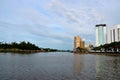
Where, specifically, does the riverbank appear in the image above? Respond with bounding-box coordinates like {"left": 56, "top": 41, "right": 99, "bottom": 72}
{"left": 0, "top": 49, "right": 70, "bottom": 53}
{"left": 88, "top": 51, "right": 120, "bottom": 56}
{"left": 0, "top": 49, "right": 57, "bottom": 53}
{"left": 73, "top": 51, "right": 120, "bottom": 56}
{"left": 89, "top": 51, "right": 120, "bottom": 54}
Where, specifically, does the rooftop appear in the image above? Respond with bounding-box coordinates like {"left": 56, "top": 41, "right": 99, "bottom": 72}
{"left": 96, "top": 24, "right": 106, "bottom": 27}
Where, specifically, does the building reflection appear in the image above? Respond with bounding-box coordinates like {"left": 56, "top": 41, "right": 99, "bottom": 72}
{"left": 73, "top": 54, "right": 83, "bottom": 77}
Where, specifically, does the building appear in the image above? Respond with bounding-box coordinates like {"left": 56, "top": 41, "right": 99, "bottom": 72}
{"left": 95, "top": 24, "right": 107, "bottom": 46}
{"left": 74, "top": 36, "right": 85, "bottom": 50}
{"left": 108, "top": 24, "right": 120, "bottom": 43}
{"left": 85, "top": 44, "right": 94, "bottom": 51}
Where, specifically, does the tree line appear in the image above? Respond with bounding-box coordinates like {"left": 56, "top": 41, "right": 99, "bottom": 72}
{"left": 0, "top": 41, "right": 40, "bottom": 50}
{"left": 0, "top": 41, "right": 58, "bottom": 52}
{"left": 93, "top": 41, "right": 120, "bottom": 52}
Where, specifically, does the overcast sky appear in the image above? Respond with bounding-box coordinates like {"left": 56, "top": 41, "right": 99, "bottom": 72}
{"left": 0, "top": 0, "right": 120, "bottom": 50}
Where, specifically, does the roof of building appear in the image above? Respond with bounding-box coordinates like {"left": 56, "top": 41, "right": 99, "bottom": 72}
{"left": 96, "top": 24, "right": 106, "bottom": 27}
{"left": 109, "top": 24, "right": 120, "bottom": 30}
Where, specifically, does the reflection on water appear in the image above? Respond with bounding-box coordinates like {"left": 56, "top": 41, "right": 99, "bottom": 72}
{"left": 96, "top": 55, "right": 120, "bottom": 80}
{"left": 73, "top": 54, "right": 82, "bottom": 77}
{"left": 0, "top": 52, "right": 120, "bottom": 80}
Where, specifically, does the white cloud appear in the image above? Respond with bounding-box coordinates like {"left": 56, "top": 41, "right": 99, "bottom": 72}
{"left": 46, "top": 0, "right": 105, "bottom": 36}
{"left": 18, "top": 7, "right": 50, "bottom": 26}
{"left": 1, "top": 0, "right": 111, "bottom": 49}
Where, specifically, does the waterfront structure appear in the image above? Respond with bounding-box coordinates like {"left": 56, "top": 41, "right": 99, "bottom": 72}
{"left": 95, "top": 24, "right": 107, "bottom": 46}
{"left": 108, "top": 24, "right": 120, "bottom": 43}
{"left": 74, "top": 36, "right": 85, "bottom": 51}
{"left": 85, "top": 44, "right": 94, "bottom": 51}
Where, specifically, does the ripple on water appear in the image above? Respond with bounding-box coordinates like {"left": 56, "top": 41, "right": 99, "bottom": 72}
{"left": 0, "top": 52, "right": 120, "bottom": 80}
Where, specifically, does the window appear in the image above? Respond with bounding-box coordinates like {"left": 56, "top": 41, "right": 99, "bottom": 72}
{"left": 118, "top": 28, "right": 120, "bottom": 41}
{"left": 110, "top": 30, "right": 112, "bottom": 42}
{"left": 113, "top": 29, "right": 115, "bottom": 42}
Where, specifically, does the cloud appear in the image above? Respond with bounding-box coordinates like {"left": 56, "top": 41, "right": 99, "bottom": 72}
{"left": 0, "top": 21, "right": 32, "bottom": 41}
{"left": 0, "top": 20, "right": 74, "bottom": 49}
{"left": 47, "top": 0, "right": 104, "bottom": 22}
{"left": 46, "top": 0, "right": 104, "bottom": 35}
{"left": 17, "top": 7, "right": 49, "bottom": 26}
{"left": 1, "top": 0, "right": 119, "bottom": 49}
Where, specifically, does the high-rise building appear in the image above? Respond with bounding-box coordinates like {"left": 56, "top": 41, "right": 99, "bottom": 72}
{"left": 108, "top": 25, "right": 120, "bottom": 43}
{"left": 74, "top": 36, "right": 85, "bottom": 50}
{"left": 95, "top": 24, "right": 106, "bottom": 46}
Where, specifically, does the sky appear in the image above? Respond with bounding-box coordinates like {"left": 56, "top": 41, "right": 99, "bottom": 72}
{"left": 0, "top": 0, "right": 120, "bottom": 50}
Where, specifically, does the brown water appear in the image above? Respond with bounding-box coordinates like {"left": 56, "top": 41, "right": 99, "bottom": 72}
{"left": 0, "top": 52, "right": 120, "bottom": 80}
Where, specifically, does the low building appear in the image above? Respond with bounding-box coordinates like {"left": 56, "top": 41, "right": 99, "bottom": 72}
{"left": 85, "top": 44, "right": 94, "bottom": 51}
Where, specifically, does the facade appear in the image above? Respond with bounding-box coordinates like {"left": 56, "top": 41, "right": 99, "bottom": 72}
{"left": 85, "top": 44, "right": 93, "bottom": 51}
{"left": 74, "top": 36, "right": 85, "bottom": 50}
{"left": 108, "top": 25, "right": 120, "bottom": 43}
{"left": 95, "top": 24, "right": 107, "bottom": 46}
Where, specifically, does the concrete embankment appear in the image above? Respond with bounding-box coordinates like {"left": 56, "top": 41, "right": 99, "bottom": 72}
{"left": 89, "top": 51, "right": 120, "bottom": 55}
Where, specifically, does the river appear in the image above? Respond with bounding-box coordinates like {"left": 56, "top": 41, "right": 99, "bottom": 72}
{"left": 0, "top": 52, "right": 120, "bottom": 80}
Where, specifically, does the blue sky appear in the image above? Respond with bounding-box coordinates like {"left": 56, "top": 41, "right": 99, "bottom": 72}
{"left": 0, "top": 0, "right": 120, "bottom": 50}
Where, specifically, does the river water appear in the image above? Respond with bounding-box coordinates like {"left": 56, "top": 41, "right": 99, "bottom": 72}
{"left": 0, "top": 52, "right": 120, "bottom": 80}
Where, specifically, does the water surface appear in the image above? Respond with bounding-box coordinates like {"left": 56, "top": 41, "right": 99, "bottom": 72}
{"left": 0, "top": 52, "right": 120, "bottom": 80}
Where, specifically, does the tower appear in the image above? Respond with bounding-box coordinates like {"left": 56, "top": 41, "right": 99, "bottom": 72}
{"left": 74, "top": 36, "right": 81, "bottom": 49}
{"left": 96, "top": 24, "right": 106, "bottom": 46}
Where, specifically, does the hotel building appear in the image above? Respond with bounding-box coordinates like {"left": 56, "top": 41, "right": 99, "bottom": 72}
{"left": 95, "top": 24, "right": 107, "bottom": 46}
{"left": 74, "top": 36, "right": 85, "bottom": 50}
{"left": 108, "top": 25, "right": 120, "bottom": 43}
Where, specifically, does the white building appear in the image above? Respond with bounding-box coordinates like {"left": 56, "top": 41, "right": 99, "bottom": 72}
{"left": 96, "top": 24, "right": 107, "bottom": 46}
{"left": 108, "top": 25, "right": 120, "bottom": 43}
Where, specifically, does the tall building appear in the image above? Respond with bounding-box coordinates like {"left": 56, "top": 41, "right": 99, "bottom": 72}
{"left": 74, "top": 36, "right": 85, "bottom": 50}
{"left": 96, "top": 24, "right": 107, "bottom": 46}
{"left": 108, "top": 24, "right": 120, "bottom": 43}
